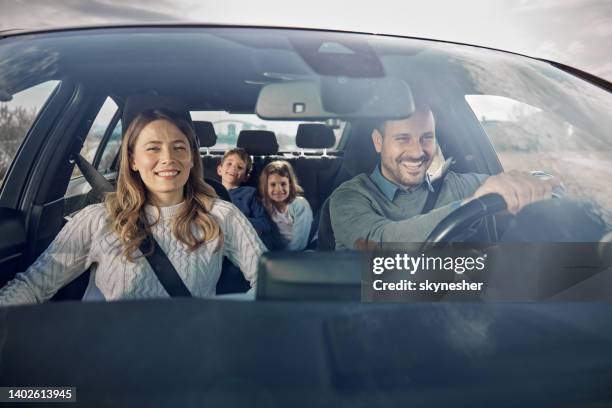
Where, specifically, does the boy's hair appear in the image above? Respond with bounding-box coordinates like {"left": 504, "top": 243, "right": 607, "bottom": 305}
{"left": 258, "top": 160, "right": 304, "bottom": 214}
{"left": 220, "top": 148, "right": 253, "bottom": 179}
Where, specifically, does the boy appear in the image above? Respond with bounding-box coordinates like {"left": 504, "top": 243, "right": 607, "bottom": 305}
{"left": 217, "top": 148, "right": 275, "bottom": 238}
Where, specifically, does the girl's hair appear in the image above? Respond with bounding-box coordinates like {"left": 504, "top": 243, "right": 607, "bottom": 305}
{"left": 220, "top": 147, "right": 253, "bottom": 179}
{"left": 105, "top": 109, "right": 223, "bottom": 261}
{"left": 258, "top": 160, "right": 303, "bottom": 214}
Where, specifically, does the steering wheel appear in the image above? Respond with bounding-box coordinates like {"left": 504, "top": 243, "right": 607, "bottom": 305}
{"left": 421, "top": 193, "right": 507, "bottom": 251}
{"left": 422, "top": 170, "right": 568, "bottom": 250}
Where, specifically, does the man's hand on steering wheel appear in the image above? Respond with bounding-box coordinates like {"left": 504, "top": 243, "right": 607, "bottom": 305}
{"left": 463, "top": 170, "right": 559, "bottom": 214}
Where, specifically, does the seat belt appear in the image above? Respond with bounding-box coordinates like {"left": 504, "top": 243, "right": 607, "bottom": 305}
{"left": 72, "top": 154, "right": 192, "bottom": 297}
{"left": 421, "top": 172, "right": 447, "bottom": 215}
{"left": 140, "top": 236, "right": 192, "bottom": 297}
{"left": 73, "top": 154, "right": 115, "bottom": 202}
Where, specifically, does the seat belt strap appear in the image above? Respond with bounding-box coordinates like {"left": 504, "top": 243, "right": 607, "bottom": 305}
{"left": 421, "top": 172, "right": 447, "bottom": 215}
{"left": 73, "top": 154, "right": 115, "bottom": 201}
{"left": 140, "top": 236, "right": 192, "bottom": 297}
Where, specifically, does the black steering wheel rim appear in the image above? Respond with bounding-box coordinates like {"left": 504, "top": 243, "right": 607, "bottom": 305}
{"left": 422, "top": 193, "right": 507, "bottom": 250}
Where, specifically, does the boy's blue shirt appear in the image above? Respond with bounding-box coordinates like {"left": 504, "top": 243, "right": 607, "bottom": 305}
{"left": 227, "top": 186, "right": 273, "bottom": 235}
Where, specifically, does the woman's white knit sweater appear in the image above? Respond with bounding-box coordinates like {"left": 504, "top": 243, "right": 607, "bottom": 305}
{"left": 0, "top": 200, "right": 266, "bottom": 305}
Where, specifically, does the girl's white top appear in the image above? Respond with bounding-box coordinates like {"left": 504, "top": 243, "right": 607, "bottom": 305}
{"left": 0, "top": 200, "right": 266, "bottom": 305}
{"left": 270, "top": 196, "right": 313, "bottom": 251}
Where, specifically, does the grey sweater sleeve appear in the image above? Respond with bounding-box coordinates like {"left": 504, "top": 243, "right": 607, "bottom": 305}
{"left": 330, "top": 172, "right": 488, "bottom": 249}
{"left": 330, "top": 187, "right": 458, "bottom": 249}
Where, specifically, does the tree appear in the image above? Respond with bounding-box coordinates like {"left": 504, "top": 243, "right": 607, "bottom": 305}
{"left": 0, "top": 104, "right": 37, "bottom": 182}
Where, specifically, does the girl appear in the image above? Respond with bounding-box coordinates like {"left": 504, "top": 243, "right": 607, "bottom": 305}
{"left": 259, "top": 161, "right": 313, "bottom": 251}
{"left": 0, "top": 109, "right": 265, "bottom": 305}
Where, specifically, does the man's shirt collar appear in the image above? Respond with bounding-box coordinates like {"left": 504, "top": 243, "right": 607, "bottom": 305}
{"left": 370, "top": 163, "right": 434, "bottom": 202}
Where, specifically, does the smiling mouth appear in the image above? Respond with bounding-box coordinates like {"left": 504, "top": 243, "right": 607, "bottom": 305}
{"left": 400, "top": 161, "right": 425, "bottom": 170}
{"left": 155, "top": 170, "right": 180, "bottom": 177}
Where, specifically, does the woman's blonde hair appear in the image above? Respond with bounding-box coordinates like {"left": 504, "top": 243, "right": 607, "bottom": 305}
{"left": 258, "top": 160, "right": 303, "bottom": 215}
{"left": 105, "top": 109, "right": 222, "bottom": 261}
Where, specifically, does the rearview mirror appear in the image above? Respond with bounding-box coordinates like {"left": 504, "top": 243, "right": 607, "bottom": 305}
{"left": 255, "top": 77, "right": 415, "bottom": 120}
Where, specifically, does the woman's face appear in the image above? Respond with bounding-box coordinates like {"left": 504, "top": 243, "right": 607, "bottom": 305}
{"left": 130, "top": 119, "right": 193, "bottom": 206}
{"left": 267, "top": 173, "right": 290, "bottom": 205}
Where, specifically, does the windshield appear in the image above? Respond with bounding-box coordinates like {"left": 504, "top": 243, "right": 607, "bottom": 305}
{"left": 1, "top": 26, "right": 612, "bottom": 405}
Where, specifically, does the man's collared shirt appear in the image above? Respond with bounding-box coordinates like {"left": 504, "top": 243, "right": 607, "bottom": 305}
{"left": 369, "top": 164, "right": 434, "bottom": 203}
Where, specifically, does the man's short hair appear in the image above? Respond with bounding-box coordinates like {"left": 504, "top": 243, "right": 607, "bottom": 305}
{"left": 220, "top": 147, "right": 253, "bottom": 178}
{"left": 373, "top": 102, "right": 433, "bottom": 137}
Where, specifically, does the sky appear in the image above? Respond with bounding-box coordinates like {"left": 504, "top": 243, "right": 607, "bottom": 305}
{"left": 0, "top": 0, "right": 610, "bottom": 81}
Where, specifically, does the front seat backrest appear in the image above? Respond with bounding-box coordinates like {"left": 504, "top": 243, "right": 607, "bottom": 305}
{"left": 316, "top": 196, "right": 335, "bottom": 250}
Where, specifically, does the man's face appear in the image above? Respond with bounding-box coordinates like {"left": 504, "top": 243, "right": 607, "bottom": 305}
{"left": 372, "top": 107, "right": 437, "bottom": 188}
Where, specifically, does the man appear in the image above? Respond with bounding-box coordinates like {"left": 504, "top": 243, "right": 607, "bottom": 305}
{"left": 329, "top": 103, "right": 557, "bottom": 250}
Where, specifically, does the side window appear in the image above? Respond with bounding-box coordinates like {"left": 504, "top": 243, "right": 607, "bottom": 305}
{"left": 0, "top": 80, "right": 60, "bottom": 187}
{"left": 71, "top": 97, "right": 118, "bottom": 178}
{"left": 96, "top": 120, "right": 122, "bottom": 174}
{"left": 466, "top": 94, "right": 612, "bottom": 224}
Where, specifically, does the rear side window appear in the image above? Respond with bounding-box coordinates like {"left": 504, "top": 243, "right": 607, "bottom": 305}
{"left": 71, "top": 97, "right": 119, "bottom": 178}
{"left": 0, "top": 80, "right": 59, "bottom": 186}
{"left": 96, "top": 120, "right": 122, "bottom": 174}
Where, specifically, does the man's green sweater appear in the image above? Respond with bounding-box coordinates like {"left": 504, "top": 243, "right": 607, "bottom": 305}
{"left": 330, "top": 166, "right": 487, "bottom": 249}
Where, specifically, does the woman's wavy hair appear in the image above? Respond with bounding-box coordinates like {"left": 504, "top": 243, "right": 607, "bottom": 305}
{"left": 105, "top": 109, "right": 222, "bottom": 261}
{"left": 258, "top": 160, "right": 303, "bottom": 215}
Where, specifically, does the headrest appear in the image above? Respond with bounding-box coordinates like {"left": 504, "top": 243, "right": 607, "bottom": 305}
{"left": 296, "top": 124, "right": 335, "bottom": 149}
{"left": 237, "top": 130, "right": 279, "bottom": 155}
{"left": 122, "top": 95, "right": 192, "bottom": 133}
{"left": 193, "top": 121, "right": 217, "bottom": 148}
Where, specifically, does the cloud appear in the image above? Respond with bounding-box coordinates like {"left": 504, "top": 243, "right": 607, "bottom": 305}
{"left": 0, "top": 0, "right": 610, "bottom": 81}
{"left": 505, "top": 0, "right": 612, "bottom": 80}
{"left": 586, "top": 17, "right": 612, "bottom": 37}
{"left": 0, "top": 0, "right": 182, "bottom": 30}
{"left": 68, "top": 0, "right": 181, "bottom": 21}
{"left": 512, "top": 0, "right": 606, "bottom": 13}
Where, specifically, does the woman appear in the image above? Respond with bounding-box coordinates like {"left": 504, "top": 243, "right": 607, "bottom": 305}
{"left": 0, "top": 109, "right": 265, "bottom": 305}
